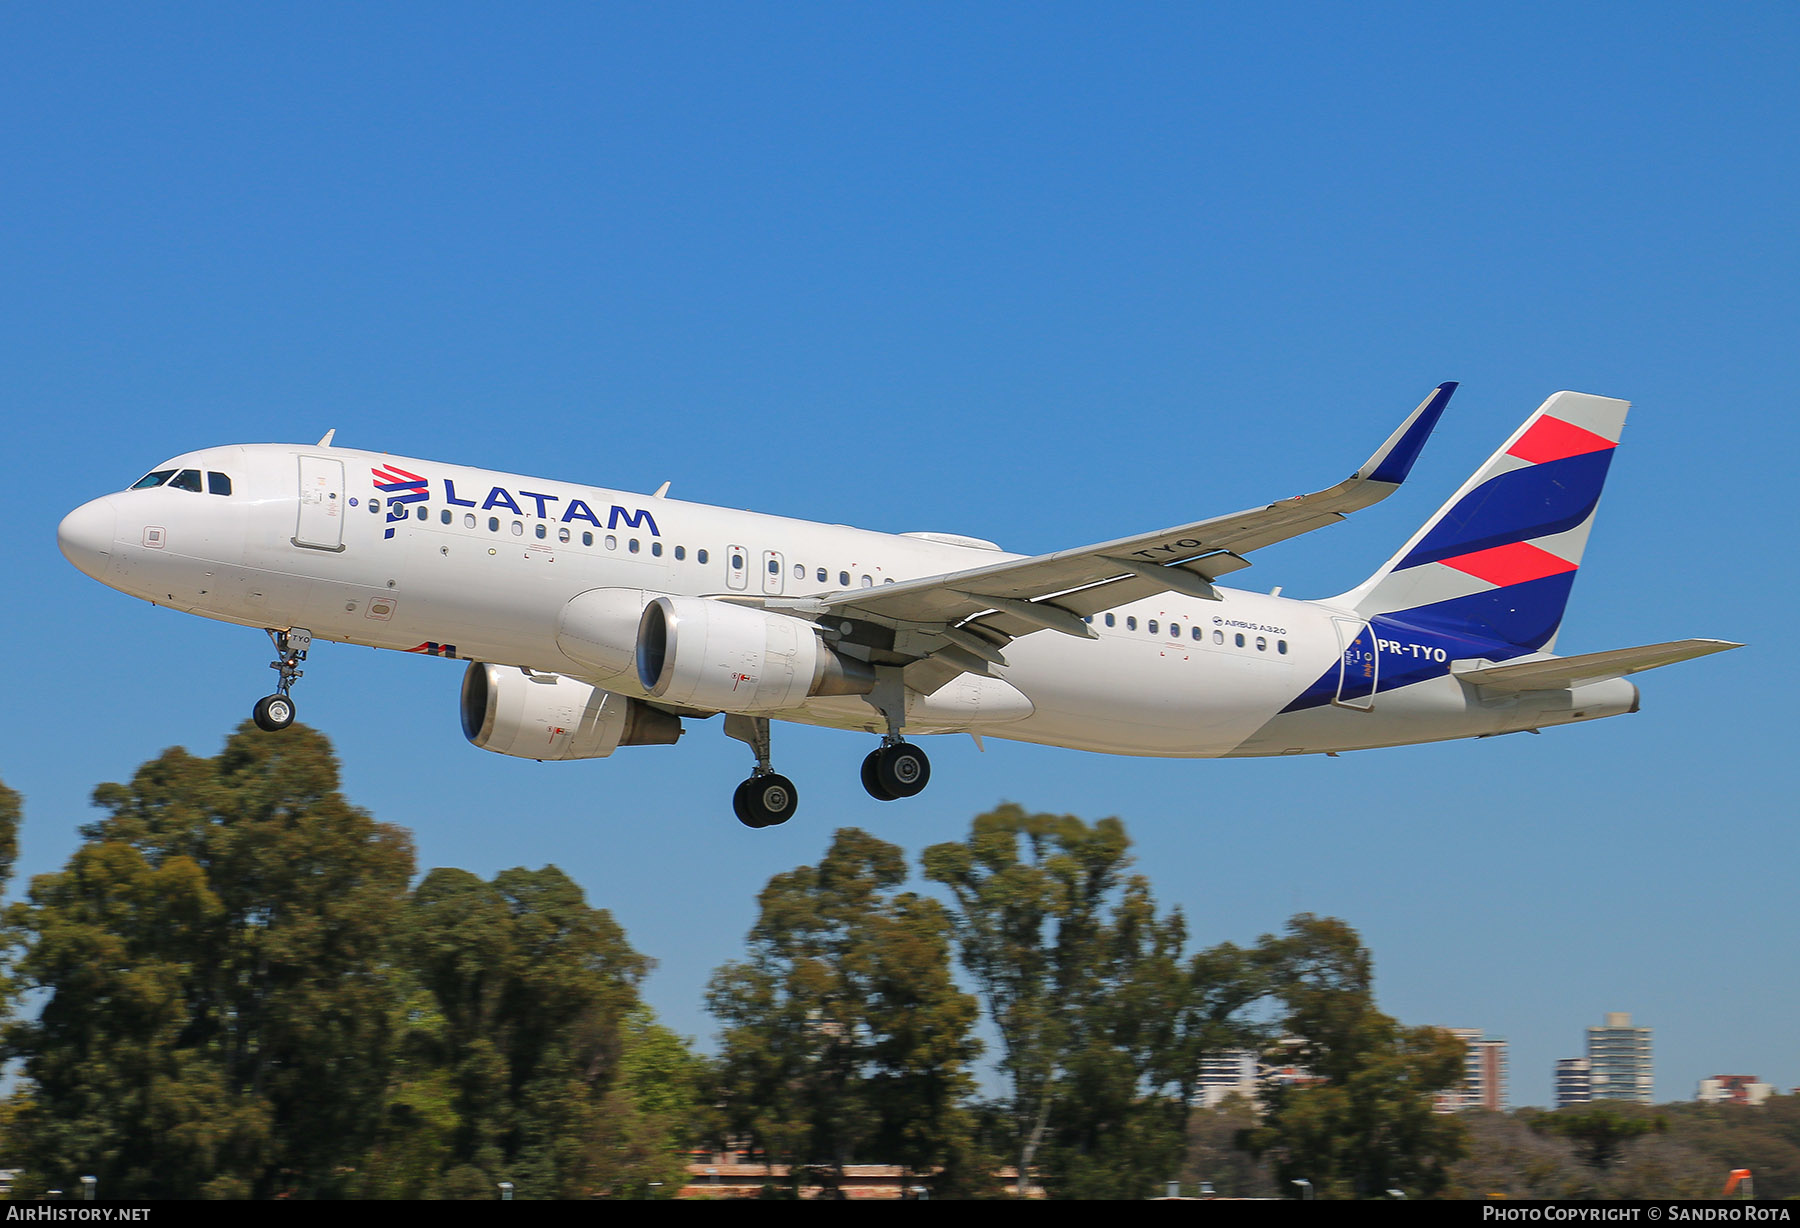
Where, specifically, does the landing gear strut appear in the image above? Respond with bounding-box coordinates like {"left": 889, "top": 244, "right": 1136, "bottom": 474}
{"left": 861, "top": 738, "right": 931, "bottom": 801}
{"left": 724, "top": 714, "right": 798, "bottom": 829}
{"left": 860, "top": 671, "right": 932, "bottom": 801}
{"left": 252, "top": 627, "right": 312, "bottom": 732}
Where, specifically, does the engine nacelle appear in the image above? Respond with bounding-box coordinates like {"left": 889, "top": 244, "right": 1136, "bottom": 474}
{"left": 635, "top": 595, "right": 874, "bottom": 713}
{"left": 556, "top": 587, "right": 662, "bottom": 684}
{"left": 460, "top": 662, "right": 682, "bottom": 760}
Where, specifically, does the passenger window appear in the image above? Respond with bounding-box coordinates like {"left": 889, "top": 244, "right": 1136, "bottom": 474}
{"left": 511, "top": 521, "right": 523, "bottom": 536}
{"left": 731, "top": 553, "right": 744, "bottom": 570}
{"left": 698, "top": 549, "right": 709, "bottom": 564}
{"left": 1214, "top": 630, "right": 1224, "bottom": 644}
{"left": 371, "top": 498, "right": 383, "bottom": 513}
{"left": 582, "top": 532, "right": 593, "bottom": 546}
{"left": 1148, "top": 620, "right": 1159, "bottom": 635}
{"left": 129, "top": 469, "right": 175, "bottom": 490}
{"left": 170, "top": 469, "right": 203, "bottom": 492}
{"left": 1278, "top": 639, "right": 1288, "bottom": 654}
{"left": 1126, "top": 616, "right": 1138, "bottom": 631}
{"left": 534, "top": 523, "right": 546, "bottom": 539}
{"left": 1192, "top": 626, "right": 1202, "bottom": 641}
{"left": 606, "top": 535, "right": 617, "bottom": 550}
{"left": 558, "top": 526, "right": 571, "bottom": 543}
{"left": 440, "top": 509, "right": 451, "bottom": 525}
{"left": 675, "top": 545, "right": 686, "bottom": 560}
{"left": 652, "top": 541, "right": 663, "bottom": 556}
{"left": 793, "top": 563, "right": 804, "bottom": 579}
{"left": 630, "top": 539, "right": 640, "bottom": 553}
{"left": 839, "top": 571, "right": 850, "bottom": 587}
{"left": 488, "top": 517, "right": 499, "bottom": 532}
{"left": 816, "top": 567, "right": 827, "bottom": 582}
{"left": 861, "top": 575, "right": 873, "bottom": 588}
{"left": 1256, "top": 636, "right": 1267, "bottom": 651}
{"left": 1169, "top": 623, "right": 1180, "bottom": 638}
{"left": 1235, "top": 633, "right": 1245, "bottom": 647}
{"left": 417, "top": 506, "right": 428, "bottom": 521}
{"left": 1104, "top": 613, "right": 1115, "bottom": 627}
{"left": 883, "top": 577, "right": 894, "bottom": 584}
{"left": 464, "top": 513, "right": 476, "bottom": 528}
{"left": 768, "top": 558, "right": 779, "bottom": 575}
{"left": 207, "top": 472, "right": 232, "bottom": 496}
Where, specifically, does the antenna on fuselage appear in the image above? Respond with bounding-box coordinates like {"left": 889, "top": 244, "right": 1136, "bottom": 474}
{"left": 316, "top": 429, "right": 337, "bottom": 447}
{"left": 652, "top": 480, "right": 671, "bottom": 498}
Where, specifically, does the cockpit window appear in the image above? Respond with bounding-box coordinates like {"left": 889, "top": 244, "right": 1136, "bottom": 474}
{"left": 130, "top": 469, "right": 176, "bottom": 490}
{"left": 169, "top": 469, "right": 203, "bottom": 492}
{"left": 207, "top": 472, "right": 232, "bottom": 496}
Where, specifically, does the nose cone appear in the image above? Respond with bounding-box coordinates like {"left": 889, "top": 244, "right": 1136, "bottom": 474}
{"left": 58, "top": 497, "right": 117, "bottom": 580}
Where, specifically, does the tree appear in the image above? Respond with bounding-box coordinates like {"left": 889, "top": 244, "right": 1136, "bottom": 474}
{"left": 0, "top": 776, "right": 19, "bottom": 892}
{"left": 709, "top": 828, "right": 982, "bottom": 1196}
{"left": 924, "top": 805, "right": 1229, "bottom": 1199}
{"left": 401, "top": 863, "right": 652, "bottom": 1198}
{"left": 1240, "top": 915, "right": 1468, "bottom": 1199}
{"left": 2, "top": 724, "right": 415, "bottom": 1198}
{"left": 1533, "top": 1106, "right": 1665, "bottom": 1172}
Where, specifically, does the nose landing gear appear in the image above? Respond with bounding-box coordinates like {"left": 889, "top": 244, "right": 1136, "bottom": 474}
{"left": 252, "top": 627, "right": 312, "bottom": 732}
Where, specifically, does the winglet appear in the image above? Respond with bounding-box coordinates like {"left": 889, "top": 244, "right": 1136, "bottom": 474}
{"left": 1357, "top": 382, "right": 1456, "bottom": 486}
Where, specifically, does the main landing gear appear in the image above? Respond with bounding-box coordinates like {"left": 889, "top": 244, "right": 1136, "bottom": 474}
{"left": 720, "top": 704, "right": 933, "bottom": 828}
{"left": 724, "top": 714, "right": 799, "bottom": 829}
{"left": 252, "top": 627, "right": 312, "bottom": 732}
{"left": 860, "top": 739, "right": 931, "bottom": 801}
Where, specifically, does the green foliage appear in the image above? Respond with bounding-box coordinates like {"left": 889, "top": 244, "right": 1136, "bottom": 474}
{"left": 1535, "top": 1106, "right": 1666, "bottom": 1171}
{"left": 1663, "top": 1094, "right": 1800, "bottom": 1199}
{"left": 399, "top": 863, "right": 652, "bottom": 1198}
{"left": 1, "top": 725, "right": 689, "bottom": 1201}
{"left": 1240, "top": 915, "right": 1468, "bottom": 1199}
{"left": 925, "top": 804, "right": 1233, "bottom": 1199}
{"left": 0, "top": 776, "right": 20, "bottom": 893}
{"left": 709, "top": 828, "right": 983, "bottom": 1196}
{"left": 4, "top": 724, "right": 414, "bottom": 1198}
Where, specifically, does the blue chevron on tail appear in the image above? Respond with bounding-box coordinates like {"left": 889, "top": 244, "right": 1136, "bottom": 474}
{"left": 1334, "top": 390, "right": 1629, "bottom": 658}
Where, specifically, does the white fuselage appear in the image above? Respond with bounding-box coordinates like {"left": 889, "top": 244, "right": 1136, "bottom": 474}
{"left": 59, "top": 442, "right": 1638, "bottom": 759}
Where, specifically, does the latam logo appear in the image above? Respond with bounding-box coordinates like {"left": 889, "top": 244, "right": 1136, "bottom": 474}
{"left": 369, "top": 468, "right": 661, "bottom": 540}
{"left": 372, "top": 465, "right": 429, "bottom": 539}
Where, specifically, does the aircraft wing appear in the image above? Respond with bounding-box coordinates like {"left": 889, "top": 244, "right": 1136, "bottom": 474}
{"left": 794, "top": 383, "right": 1456, "bottom": 688}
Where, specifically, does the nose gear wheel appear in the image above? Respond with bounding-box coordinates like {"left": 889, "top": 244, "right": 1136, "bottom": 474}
{"left": 252, "top": 627, "right": 312, "bottom": 732}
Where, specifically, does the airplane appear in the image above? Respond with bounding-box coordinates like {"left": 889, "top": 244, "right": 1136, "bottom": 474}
{"left": 57, "top": 383, "right": 1739, "bottom": 828}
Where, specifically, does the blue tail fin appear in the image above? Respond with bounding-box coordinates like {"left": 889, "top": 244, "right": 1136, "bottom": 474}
{"left": 1334, "top": 391, "right": 1629, "bottom": 655}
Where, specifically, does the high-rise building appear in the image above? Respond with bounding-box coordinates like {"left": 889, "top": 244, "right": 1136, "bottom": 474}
{"left": 1434, "top": 1028, "right": 1509, "bottom": 1112}
{"left": 1587, "top": 1012, "right": 1653, "bottom": 1104}
{"left": 1556, "top": 1057, "right": 1592, "bottom": 1108}
{"left": 1191, "top": 1042, "right": 1317, "bottom": 1112}
{"left": 1195, "top": 1049, "right": 1260, "bottom": 1109}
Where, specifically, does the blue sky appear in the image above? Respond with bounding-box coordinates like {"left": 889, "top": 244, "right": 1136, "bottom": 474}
{"left": 3, "top": 4, "right": 1795, "bottom": 1109}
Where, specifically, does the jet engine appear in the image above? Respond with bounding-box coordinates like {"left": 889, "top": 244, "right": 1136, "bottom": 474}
{"left": 635, "top": 595, "right": 874, "bottom": 712}
{"left": 460, "top": 662, "right": 682, "bottom": 760}
{"left": 556, "top": 587, "right": 661, "bottom": 684}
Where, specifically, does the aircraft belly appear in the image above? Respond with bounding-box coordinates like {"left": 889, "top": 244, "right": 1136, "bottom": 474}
{"left": 798, "top": 671, "right": 1035, "bottom": 735}
{"left": 990, "top": 629, "right": 1298, "bottom": 757}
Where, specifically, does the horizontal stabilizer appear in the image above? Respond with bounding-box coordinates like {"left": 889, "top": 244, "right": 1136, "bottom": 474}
{"left": 1450, "top": 639, "right": 1742, "bottom": 693}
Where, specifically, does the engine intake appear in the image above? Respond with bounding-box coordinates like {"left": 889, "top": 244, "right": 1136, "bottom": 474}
{"left": 461, "top": 662, "right": 682, "bottom": 760}
{"left": 635, "top": 596, "right": 873, "bottom": 712}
